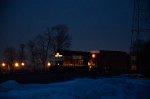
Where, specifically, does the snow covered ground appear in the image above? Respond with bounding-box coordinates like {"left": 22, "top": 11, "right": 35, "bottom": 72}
{"left": 0, "top": 75, "right": 150, "bottom": 99}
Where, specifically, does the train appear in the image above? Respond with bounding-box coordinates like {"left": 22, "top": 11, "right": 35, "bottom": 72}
{"left": 50, "top": 50, "right": 131, "bottom": 74}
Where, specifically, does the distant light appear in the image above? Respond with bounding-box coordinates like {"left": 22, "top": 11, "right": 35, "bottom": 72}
{"left": 92, "top": 53, "right": 96, "bottom": 58}
{"left": 55, "top": 53, "right": 62, "bottom": 58}
{"left": 21, "top": 62, "right": 25, "bottom": 66}
{"left": 47, "top": 62, "right": 51, "bottom": 67}
{"left": 14, "top": 62, "right": 19, "bottom": 67}
{"left": 1, "top": 62, "right": 6, "bottom": 67}
{"left": 58, "top": 63, "right": 59, "bottom": 65}
{"left": 89, "top": 66, "right": 92, "bottom": 71}
{"left": 88, "top": 62, "right": 91, "bottom": 66}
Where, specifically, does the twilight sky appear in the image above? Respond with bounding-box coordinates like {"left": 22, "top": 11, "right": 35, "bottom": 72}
{"left": 0, "top": 0, "right": 133, "bottom": 57}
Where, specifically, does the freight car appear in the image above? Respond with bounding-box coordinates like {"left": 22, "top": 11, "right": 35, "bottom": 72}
{"left": 89, "top": 50, "right": 131, "bottom": 74}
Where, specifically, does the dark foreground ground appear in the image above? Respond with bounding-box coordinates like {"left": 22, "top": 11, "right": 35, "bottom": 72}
{"left": 0, "top": 71, "right": 104, "bottom": 84}
{"left": 0, "top": 66, "right": 149, "bottom": 84}
{"left": 1, "top": 71, "right": 149, "bottom": 84}
{"left": 0, "top": 66, "right": 120, "bottom": 83}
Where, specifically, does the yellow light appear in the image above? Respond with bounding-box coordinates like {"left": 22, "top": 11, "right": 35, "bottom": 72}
{"left": 21, "top": 62, "right": 25, "bottom": 66}
{"left": 88, "top": 62, "right": 91, "bottom": 66}
{"left": 47, "top": 62, "right": 51, "bottom": 67}
{"left": 89, "top": 66, "right": 92, "bottom": 71}
{"left": 1, "top": 63, "right": 6, "bottom": 67}
{"left": 55, "top": 53, "right": 62, "bottom": 58}
{"left": 14, "top": 62, "right": 19, "bottom": 67}
{"left": 89, "top": 66, "right": 92, "bottom": 69}
{"left": 92, "top": 53, "right": 96, "bottom": 58}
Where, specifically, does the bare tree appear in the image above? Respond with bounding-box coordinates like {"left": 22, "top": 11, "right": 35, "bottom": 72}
{"left": 52, "top": 25, "right": 71, "bottom": 52}
{"left": 44, "top": 28, "right": 53, "bottom": 69}
{"left": 27, "top": 40, "right": 37, "bottom": 71}
{"left": 3, "top": 47, "right": 18, "bottom": 71}
{"left": 27, "top": 28, "right": 52, "bottom": 71}
{"left": 35, "top": 34, "right": 48, "bottom": 70}
{"left": 19, "top": 44, "right": 25, "bottom": 61}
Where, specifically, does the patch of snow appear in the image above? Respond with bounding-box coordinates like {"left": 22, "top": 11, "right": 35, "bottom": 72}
{"left": 0, "top": 76, "right": 150, "bottom": 99}
{"left": 0, "top": 80, "right": 19, "bottom": 92}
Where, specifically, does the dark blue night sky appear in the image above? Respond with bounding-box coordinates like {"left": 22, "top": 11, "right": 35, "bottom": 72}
{"left": 0, "top": 0, "right": 133, "bottom": 57}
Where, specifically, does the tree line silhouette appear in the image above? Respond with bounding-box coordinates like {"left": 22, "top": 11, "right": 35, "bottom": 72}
{"left": 2, "top": 24, "right": 71, "bottom": 72}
